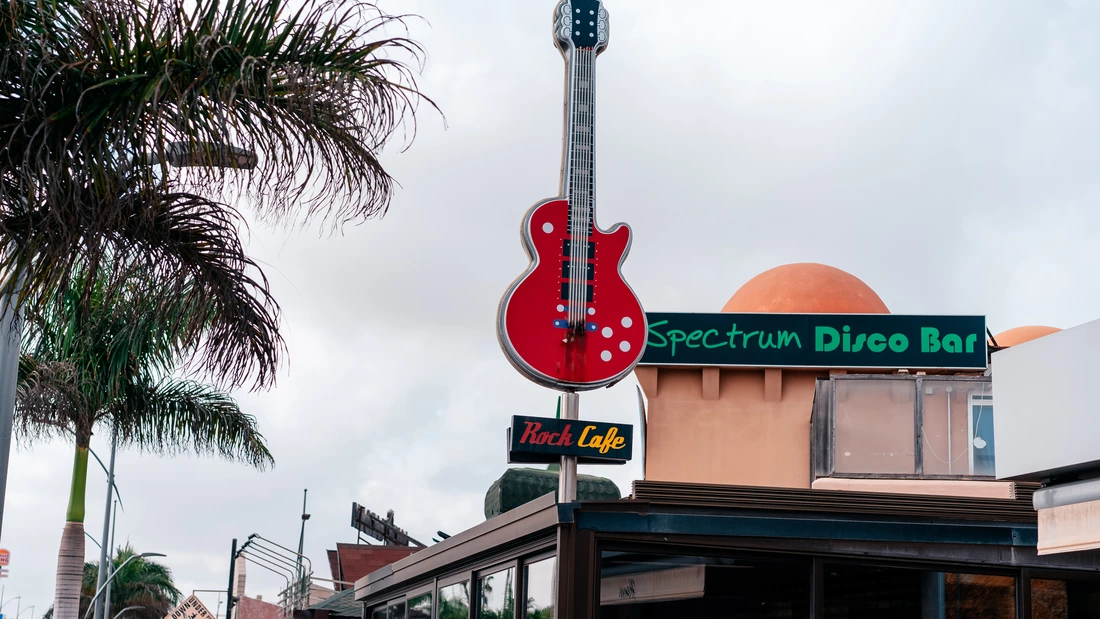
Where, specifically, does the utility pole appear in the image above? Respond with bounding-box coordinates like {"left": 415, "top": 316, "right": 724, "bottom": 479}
{"left": 0, "top": 272, "right": 24, "bottom": 540}
{"left": 296, "top": 490, "right": 310, "bottom": 609}
{"left": 224, "top": 539, "right": 238, "bottom": 619}
{"left": 94, "top": 426, "right": 119, "bottom": 619}
{"left": 103, "top": 499, "right": 119, "bottom": 619}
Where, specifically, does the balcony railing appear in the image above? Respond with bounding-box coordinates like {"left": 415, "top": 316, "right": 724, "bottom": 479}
{"left": 811, "top": 375, "right": 995, "bottom": 481}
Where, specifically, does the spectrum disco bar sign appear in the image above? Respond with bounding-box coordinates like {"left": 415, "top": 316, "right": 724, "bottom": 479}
{"left": 508, "top": 416, "right": 633, "bottom": 465}
{"left": 641, "top": 313, "right": 987, "bottom": 370}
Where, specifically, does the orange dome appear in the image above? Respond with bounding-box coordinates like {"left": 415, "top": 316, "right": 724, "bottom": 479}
{"left": 992, "top": 325, "right": 1061, "bottom": 347}
{"left": 722, "top": 263, "right": 889, "bottom": 314}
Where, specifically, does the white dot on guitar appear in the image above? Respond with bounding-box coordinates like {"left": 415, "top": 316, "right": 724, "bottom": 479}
{"left": 620, "top": 341, "right": 631, "bottom": 352}
{"left": 557, "top": 304, "right": 565, "bottom": 313}
{"left": 621, "top": 317, "right": 633, "bottom": 328}
{"left": 542, "top": 222, "right": 554, "bottom": 233}
{"left": 602, "top": 327, "right": 613, "bottom": 338}
{"left": 588, "top": 307, "right": 596, "bottom": 315}
{"left": 601, "top": 351, "right": 612, "bottom": 362}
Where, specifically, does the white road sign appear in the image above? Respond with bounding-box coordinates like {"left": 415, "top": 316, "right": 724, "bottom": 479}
{"left": 165, "top": 596, "right": 216, "bottom": 619}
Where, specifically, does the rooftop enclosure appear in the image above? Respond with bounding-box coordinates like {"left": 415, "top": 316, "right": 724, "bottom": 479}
{"left": 812, "top": 375, "right": 997, "bottom": 480}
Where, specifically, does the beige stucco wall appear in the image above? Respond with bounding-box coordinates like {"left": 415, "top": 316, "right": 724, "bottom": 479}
{"left": 637, "top": 366, "right": 823, "bottom": 488}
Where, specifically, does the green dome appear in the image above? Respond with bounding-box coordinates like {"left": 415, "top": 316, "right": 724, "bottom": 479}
{"left": 484, "top": 467, "right": 622, "bottom": 519}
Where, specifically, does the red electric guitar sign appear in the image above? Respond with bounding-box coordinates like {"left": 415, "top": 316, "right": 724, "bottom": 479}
{"left": 498, "top": 0, "right": 646, "bottom": 391}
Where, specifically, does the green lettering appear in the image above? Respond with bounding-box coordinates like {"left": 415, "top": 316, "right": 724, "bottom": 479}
{"left": 668, "top": 330, "right": 687, "bottom": 357}
{"left": 686, "top": 330, "right": 703, "bottom": 348}
{"left": 703, "top": 329, "right": 724, "bottom": 349}
{"left": 852, "top": 334, "right": 867, "bottom": 352}
{"left": 647, "top": 320, "right": 669, "bottom": 348}
{"left": 943, "top": 333, "right": 962, "bottom": 353}
{"left": 778, "top": 331, "right": 802, "bottom": 349}
{"left": 726, "top": 324, "right": 744, "bottom": 349}
{"left": 759, "top": 332, "right": 775, "bottom": 349}
{"left": 816, "top": 326, "right": 840, "bottom": 352}
{"left": 742, "top": 331, "right": 760, "bottom": 348}
{"left": 889, "top": 333, "right": 908, "bottom": 353}
{"left": 921, "top": 327, "right": 941, "bottom": 353}
{"left": 867, "top": 333, "right": 887, "bottom": 353}
{"left": 965, "top": 333, "right": 977, "bottom": 353}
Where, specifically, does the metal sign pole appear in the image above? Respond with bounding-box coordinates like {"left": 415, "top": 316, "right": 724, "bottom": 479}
{"left": 558, "top": 393, "right": 579, "bottom": 503}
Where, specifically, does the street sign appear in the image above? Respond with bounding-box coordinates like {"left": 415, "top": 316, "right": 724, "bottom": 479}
{"left": 508, "top": 415, "right": 633, "bottom": 464}
{"left": 165, "top": 596, "right": 216, "bottom": 619}
{"left": 641, "top": 313, "right": 988, "bottom": 370}
{"left": 0, "top": 548, "right": 9, "bottom": 565}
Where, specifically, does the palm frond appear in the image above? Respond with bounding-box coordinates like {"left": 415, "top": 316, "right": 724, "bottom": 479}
{"left": 114, "top": 377, "right": 273, "bottom": 469}
{"left": 13, "top": 354, "right": 85, "bottom": 443}
{"left": 9, "top": 182, "right": 282, "bottom": 390}
{"left": 4, "top": 0, "right": 438, "bottom": 233}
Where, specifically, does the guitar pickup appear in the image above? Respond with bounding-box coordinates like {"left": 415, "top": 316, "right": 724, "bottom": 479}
{"left": 561, "top": 261, "right": 595, "bottom": 281}
{"left": 562, "top": 239, "right": 596, "bottom": 259}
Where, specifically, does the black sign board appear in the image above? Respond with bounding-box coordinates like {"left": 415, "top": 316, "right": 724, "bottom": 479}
{"left": 508, "top": 415, "right": 633, "bottom": 465}
{"left": 641, "top": 313, "right": 987, "bottom": 370}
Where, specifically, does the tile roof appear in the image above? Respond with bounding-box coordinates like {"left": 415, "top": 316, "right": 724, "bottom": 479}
{"left": 328, "top": 543, "right": 420, "bottom": 591}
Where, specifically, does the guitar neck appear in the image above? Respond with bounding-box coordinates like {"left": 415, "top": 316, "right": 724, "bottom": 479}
{"left": 563, "top": 47, "right": 597, "bottom": 234}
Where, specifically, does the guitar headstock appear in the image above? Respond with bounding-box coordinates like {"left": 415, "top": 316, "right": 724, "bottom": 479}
{"left": 555, "top": 0, "right": 609, "bottom": 52}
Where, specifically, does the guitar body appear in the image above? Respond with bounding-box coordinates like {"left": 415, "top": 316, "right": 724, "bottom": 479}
{"left": 498, "top": 0, "right": 645, "bottom": 391}
{"left": 498, "top": 197, "right": 646, "bottom": 390}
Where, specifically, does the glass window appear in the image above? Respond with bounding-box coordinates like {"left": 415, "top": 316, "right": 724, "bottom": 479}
{"left": 599, "top": 551, "right": 810, "bottom": 618}
{"left": 824, "top": 563, "right": 1015, "bottom": 618}
{"left": 1033, "top": 578, "right": 1100, "bottom": 619}
{"left": 834, "top": 379, "right": 916, "bottom": 475}
{"left": 921, "top": 380, "right": 993, "bottom": 476}
{"left": 408, "top": 593, "right": 432, "bottom": 619}
{"left": 387, "top": 602, "right": 406, "bottom": 619}
{"left": 525, "top": 558, "right": 556, "bottom": 619}
{"left": 371, "top": 608, "right": 387, "bottom": 619}
{"left": 439, "top": 582, "right": 471, "bottom": 619}
{"left": 479, "top": 567, "right": 516, "bottom": 619}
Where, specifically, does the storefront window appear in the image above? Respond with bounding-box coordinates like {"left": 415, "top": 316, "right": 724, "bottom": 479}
{"left": 1033, "top": 578, "right": 1100, "bottom": 618}
{"left": 439, "top": 581, "right": 471, "bottom": 619}
{"left": 834, "top": 379, "right": 916, "bottom": 475}
{"left": 386, "top": 602, "right": 406, "bottom": 619}
{"left": 524, "top": 557, "right": 555, "bottom": 619}
{"left": 825, "top": 563, "right": 1014, "bottom": 618}
{"left": 599, "top": 552, "right": 810, "bottom": 618}
{"left": 371, "top": 608, "right": 386, "bottom": 619}
{"left": 479, "top": 567, "right": 516, "bottom": 619}
{"left": 921, "top": 380, "right": 995, "bottom": 476}
{"left": 408, "top": 593, "right": 432, "bottom": 619}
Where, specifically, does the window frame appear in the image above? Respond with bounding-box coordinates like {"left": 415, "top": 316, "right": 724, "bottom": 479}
{"left": 820, "top": 375, "right": 997, "bottom": 481}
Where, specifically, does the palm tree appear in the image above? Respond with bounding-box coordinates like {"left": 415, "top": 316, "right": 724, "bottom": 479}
{"left": 84, "top": 545, "right": 182, "bottom": 619}
{"left": 0, "top": 0, "right": 436, "bottom": 384}
{"left": 41, "top": 544, "right": 181, "bottom": 619}
{"left": 15, "top": 267, "right": 273, "bottom": 619}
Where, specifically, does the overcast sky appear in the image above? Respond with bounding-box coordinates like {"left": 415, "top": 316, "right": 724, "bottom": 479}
{"left": 7, "top": 0, "right": 1100, "bottom": 613}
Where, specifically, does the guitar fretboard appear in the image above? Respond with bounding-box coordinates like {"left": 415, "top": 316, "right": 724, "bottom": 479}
{"left": 564, "top": 46, "right": 597, "bottom": 328}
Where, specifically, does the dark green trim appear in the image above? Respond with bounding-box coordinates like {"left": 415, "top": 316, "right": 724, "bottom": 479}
{"left": 572, "top": 511, "right": 1038, "bottom": 547}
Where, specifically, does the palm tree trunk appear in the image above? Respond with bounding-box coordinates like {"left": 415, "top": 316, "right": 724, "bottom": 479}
{"left": 55, "top": 445, "right": 89, "bottom": 619}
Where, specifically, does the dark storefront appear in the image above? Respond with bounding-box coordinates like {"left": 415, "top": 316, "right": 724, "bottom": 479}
{"left": 356, "top": 484, "right": 1100, "bottom": 619}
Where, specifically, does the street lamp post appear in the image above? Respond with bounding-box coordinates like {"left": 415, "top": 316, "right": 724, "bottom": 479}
{"left": 111, "top": 606, "right": 143, "bottom": 619}
{"left": 84, "top": 553, "right": 166, "bottom": 619}
{"left": 1, "top": 596, "right": 21, "bottom": 617}
{"left": 16, "top": 605, "right": 33, "bottom": 619}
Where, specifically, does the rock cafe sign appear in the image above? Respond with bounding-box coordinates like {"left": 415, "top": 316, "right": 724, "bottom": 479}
{"left": 0, "top": 548, "right": 9, "bottom": 566}
{"left": 508, "top": 415, "right": 633, "bottom": 464}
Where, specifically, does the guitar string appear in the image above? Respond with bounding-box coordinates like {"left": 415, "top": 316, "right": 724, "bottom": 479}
{"left": 572, "top": 44, "right": 589, "bottom": 329}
